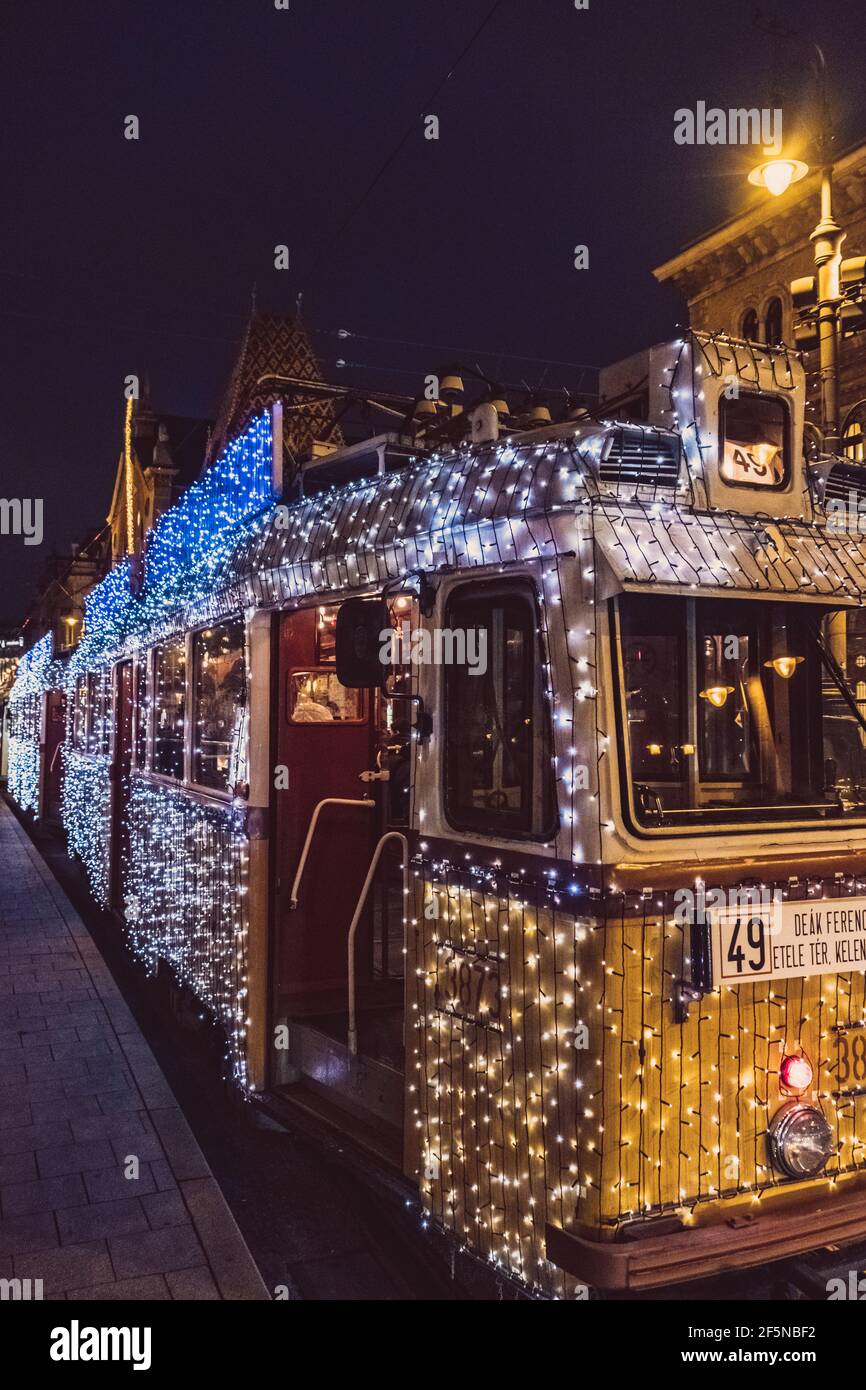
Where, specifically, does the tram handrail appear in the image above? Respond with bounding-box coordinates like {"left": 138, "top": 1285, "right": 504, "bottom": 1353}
{"left": 347, "top": 831, "right": 409, "bottom": 1056}
{"left": 288, "top": 797, "right": 375, "bottom": 909}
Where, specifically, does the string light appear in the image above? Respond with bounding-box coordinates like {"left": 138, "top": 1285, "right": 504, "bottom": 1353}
{"left": 7, "top": 362, "right": 866, "bottom": 1299}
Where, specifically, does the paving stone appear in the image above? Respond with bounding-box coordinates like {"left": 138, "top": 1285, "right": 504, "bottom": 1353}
{"left": 0, "top": 1102, "right": 31, "bottom": 1128}
{"left": 0, "top": 1121, "right": 73, "bottom": 1157}
{"left": 69, "top": 1113, "right": 149, "bottom": 1145}
{"left": 109, "top": 1132, "right": 165, "bottom": 1166}
{"left": 180, "top": 1177, "right": 270, "bottom": 1300}
{"left": 0, "top": 1211, "right": 59, "bottom": 1258}
{"left": 148, "top": 1106, "right": 211, "bottom": 1181}
{"left": 83, "top": 1163, "right": 157, "bottom": 1205}
{"left": 57, "top": 1198, "right": 149, "bottom": 1245}
{"left": 141, "top": 1190, "right": 189, "bottom": 1230}
{"left": 66, "top": 1275, "right": 170, "bottom": 1300}
{"left": 0, "top": 1151, "right": 38, "bottom": 1184}
{"left": 108, "top": 1223, "right": 205, "bottom": 1278}
{"left": 166, "top": 1265, "right": 221, "bottom": 1300}
{"left": 14, "top": 1240, "right": 113, "bottom": 1293}
{"left": 1, "top": 1172, "right": 88, "bottom": 1216}
{"left": 29, "top": 1095, "right": 102, "bottom": 1124}
{"left": 36, "top": 1140, "right": 116, "bottom": 1179}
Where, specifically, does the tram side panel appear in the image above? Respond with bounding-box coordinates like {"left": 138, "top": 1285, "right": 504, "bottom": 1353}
{"left": 407, "top": 556, "right": 601, "bottom": 1297}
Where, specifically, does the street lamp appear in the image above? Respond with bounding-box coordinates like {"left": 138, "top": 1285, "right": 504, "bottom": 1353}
{"left": 747, "top": 157, "right": 808, "bottom": 199}
{"left": 747, "top": 42, "right": 849, "bottom": 452}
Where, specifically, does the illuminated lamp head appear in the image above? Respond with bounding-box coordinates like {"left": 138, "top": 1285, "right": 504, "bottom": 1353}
{"left": 699, "top": 685, "right": 734, "bottom": 709}
{"left": 780, "top": 1051, "right": 813, "bottom": 1095}
{"left": 646, "top": 743, "right": 663, "bottom": 756}
{"left": 764, "top": 655, "right": 804, "bottom": 680}
{"left": 748, "top": 157, "right": 809, "bottom": 198}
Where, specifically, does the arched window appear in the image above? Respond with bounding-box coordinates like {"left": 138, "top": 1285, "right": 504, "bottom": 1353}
{"left": 843, "top": 409, "right": 866, "bottom": 464}
{"left": 765, "top": 297, "right": 783, "bottom": 346}
{"left": 741, "top": 307, "right": 759, "bottom": 342}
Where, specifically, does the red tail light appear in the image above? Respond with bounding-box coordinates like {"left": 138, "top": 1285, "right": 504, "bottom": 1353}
{"left": 780, "top": 1052, "right": 812, "bottom": 1094}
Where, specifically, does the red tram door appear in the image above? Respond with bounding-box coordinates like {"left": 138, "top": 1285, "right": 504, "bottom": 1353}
{"left": 110, "top": 660, "right": 133, "bottom": 913}
{"left": 41, "top": 690, "right": 66, "bottom": 821}
{"left": 275, "top": 606, "right": 379, "bottom": 1018}
{"left": 274, "top": 603, "right": 409, "bottom": 1147}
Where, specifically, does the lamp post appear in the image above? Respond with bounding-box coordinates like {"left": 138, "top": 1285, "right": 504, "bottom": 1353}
{"left": 747, "top": 44, "right": 845, "bottom": 451}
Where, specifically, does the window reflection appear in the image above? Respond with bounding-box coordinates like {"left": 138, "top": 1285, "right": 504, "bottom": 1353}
{"left": 618, "top": 596, "right": 866, "bottom": 827}
{"left": 193, "top": 622, "right": 246, "bottom": 791}
{"left": 444, "top": 586, "right": 556, "bottom": 837}
{"left": 289, "top": 670, "right": 363, "bottom": 723}
{"left": 153, "top": 639, "right": 186, "bottom": 779}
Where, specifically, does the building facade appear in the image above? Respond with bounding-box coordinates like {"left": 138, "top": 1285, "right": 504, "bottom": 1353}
{"left": 654, "top": 140, "right": 866, "bottom": 456}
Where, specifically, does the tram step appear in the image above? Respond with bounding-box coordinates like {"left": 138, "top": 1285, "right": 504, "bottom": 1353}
{"left": 276, "top": 1019, "right": 403, "bottom": 1134}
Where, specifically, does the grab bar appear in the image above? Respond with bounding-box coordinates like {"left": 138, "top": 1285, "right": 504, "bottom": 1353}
{"left": 288, "top": 797, "right": 375, "bottom": 909}
{"left": 347, "top": 831, "right": 409, "bottom": 1055}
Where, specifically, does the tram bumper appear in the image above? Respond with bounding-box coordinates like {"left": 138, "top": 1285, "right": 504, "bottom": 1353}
{"left": 545, "top": 1187, "right": 866, "bottom": 1291}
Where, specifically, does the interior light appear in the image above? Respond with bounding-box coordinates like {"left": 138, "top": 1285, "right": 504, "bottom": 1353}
{"left": 699, "top": 685, "right": 734, "bottom": 709}
{"left": 748, "top": 158, "right": 808, "bottom": 198}
{"left": 646, "top": 743, "right": 662, "bottom": 756}
{"left": 764, "top": 655, "right": 804, "bottom": 679}
{"left": 680, "top": 743, "right": 695, "bottom": 756}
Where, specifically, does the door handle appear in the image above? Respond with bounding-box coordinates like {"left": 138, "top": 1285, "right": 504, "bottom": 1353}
{"left": 358, "top": 769, "right": 390, "bottom": 783}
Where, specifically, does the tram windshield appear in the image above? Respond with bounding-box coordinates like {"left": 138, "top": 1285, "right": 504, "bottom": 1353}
{"left": 616, "top": 594, "right": 866, "bottom": 828}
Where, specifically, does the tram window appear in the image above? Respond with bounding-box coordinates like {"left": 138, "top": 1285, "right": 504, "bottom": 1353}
{"left": 697, "top": 612, "right": 757, "bottom": 781}
{"left": 88, "top": 669, "right": 111, "bottom": 757}
{"left": 719, "top": 393, "right": 788, "bottom": 489}
{"left": 153, "top": 638, "right": 186, "bottom": 779}
{"left": 134, "top": 659, "right": 148, "bottom": 769}
{"left": 621, "top": 599, "right": 686, "bottom": 787}
{"left": 316, "top": 605, "right": 339, "bottom": 665}
{"left": 444, "top": 584, "right": 557, "bottom": 838}
{"left": 617, "top": 596, "right": 866, "bottom": 829}
{"left": 72, "top": 675, "right": 89, "bottom": 751}
{"left": 192, "top": 621, "right": 246, "bottom": 792}
{"left": 289, "top": 669, "right": 363, "bottom": 722}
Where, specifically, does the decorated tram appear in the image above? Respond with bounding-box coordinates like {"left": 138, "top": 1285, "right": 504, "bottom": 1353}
{"left": 10, "top": 329, "right": 866, "bottom": 1296}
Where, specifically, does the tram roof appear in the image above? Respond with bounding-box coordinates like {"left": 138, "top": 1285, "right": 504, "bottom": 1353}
{"left": 590, "top": 499, "right": 866, "bottom": 606}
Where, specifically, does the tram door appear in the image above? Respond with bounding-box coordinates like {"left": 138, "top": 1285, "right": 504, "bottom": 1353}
{"left": 42, "top": 690, "right": 66, "bottom": 821}
{"left": 110, "top": 661, "right": 133, "bottom": 913}
{"left": 275, "top": 605, "right": 379, "bottom": 1020}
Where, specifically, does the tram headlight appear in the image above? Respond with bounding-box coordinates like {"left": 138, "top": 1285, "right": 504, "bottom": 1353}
{"left": 767, "top": 1100, "right": 834, "bottom": 1179}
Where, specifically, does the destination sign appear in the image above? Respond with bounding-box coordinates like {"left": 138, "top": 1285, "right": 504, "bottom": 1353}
{"left": 710, "top": 897, "right": 866, "bottom": 987}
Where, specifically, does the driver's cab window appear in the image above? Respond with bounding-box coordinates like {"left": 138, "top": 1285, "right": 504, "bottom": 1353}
{"left": 719, "top": 393, "right": 788, "bottom": 489}
{"left": 444, "top": 582, "right": 557, "bottom": 839}
{"left": 617, "top": 594, "right": 866, "bottom": 829}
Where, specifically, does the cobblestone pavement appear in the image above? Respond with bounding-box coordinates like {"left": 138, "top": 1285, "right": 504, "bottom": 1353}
{"left": 0, "top": 797, "right": 269, "bottom": 1300}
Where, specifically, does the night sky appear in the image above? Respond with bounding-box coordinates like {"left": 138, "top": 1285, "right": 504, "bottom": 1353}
{"left": 2, "top": 0, "right": 864, "bottom": 625}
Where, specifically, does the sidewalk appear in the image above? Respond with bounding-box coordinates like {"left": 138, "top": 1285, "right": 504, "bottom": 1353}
{"left": 0, "top": 796, "right": 270, "bottom": 1301}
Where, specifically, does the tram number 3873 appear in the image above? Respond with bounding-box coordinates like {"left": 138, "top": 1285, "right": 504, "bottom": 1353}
{"left": 435, "top": 947, "right": 502, "bottom": 1028}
